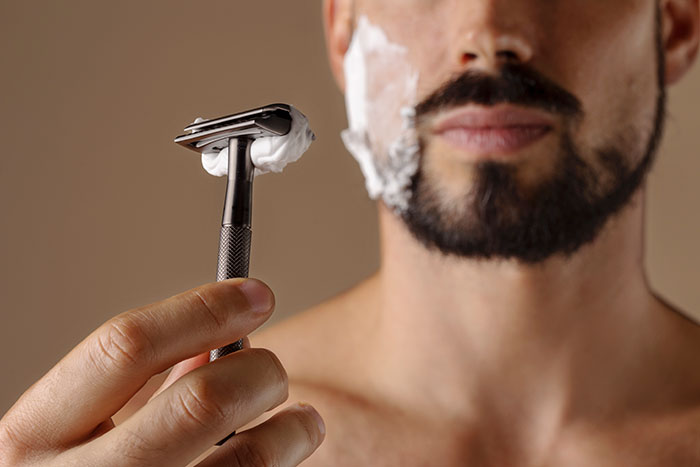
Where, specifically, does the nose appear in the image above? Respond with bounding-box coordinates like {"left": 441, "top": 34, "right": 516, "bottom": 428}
{"left": 455, "top": 3, "right": 535, "bottom": 71}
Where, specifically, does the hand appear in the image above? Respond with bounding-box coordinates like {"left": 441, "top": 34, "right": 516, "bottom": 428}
{"left": 0, "top": 279, "right": 325, "bottom": 466}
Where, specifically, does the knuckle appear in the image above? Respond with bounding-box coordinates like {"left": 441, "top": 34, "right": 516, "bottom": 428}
{"left": 233, "top": 439, "right": 277, "bottom": 467}
{"left": 175, "top": 376, "right": 227, "bottom": 428}
{"left": 191, "top": 288, "right": 228, "bottom": 330}
{"left": 113, "top": 427, "right": 165, "bottom": 464}
{"left": 0, "top": 422, "right": 31, "bottom": 465}
{"left": 91, "top": 315, "right": 153, "bottom": 372}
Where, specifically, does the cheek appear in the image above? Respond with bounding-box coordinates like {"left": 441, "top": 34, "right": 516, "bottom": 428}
{"left": 400, "top": 16, "right": 455, "bottom": 99}
{"left": 552, "top": 2, "right": 660, "bottom": 161}
{"left": 358, "top": 1, "right": 456, "bottom": 101}
{"left": 584, "top": 59, "right": 659, "bottom": 162}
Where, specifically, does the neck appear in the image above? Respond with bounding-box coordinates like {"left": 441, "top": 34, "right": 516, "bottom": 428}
{"left": 366, "top": 190, "right": 671, "bottom": 433}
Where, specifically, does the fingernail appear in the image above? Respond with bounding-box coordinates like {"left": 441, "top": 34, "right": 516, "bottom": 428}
{"left": 239, "top": 279, "right": 274, "bottom": 313}
{"left": 298, "top": 402, "right": 326, "bottom": 436}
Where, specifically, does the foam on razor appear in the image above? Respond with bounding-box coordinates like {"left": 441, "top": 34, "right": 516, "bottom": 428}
{"left": 201, "top": 106, "right": 315, "bottom": 177}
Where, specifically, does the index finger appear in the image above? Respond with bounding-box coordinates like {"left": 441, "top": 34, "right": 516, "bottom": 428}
{"left": 4, "top": 278, "right": 274, "bottom": 447}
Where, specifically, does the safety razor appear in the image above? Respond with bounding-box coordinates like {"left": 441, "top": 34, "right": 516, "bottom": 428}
{"left": 175, "top": 103, "right": 293, "bottom": 361}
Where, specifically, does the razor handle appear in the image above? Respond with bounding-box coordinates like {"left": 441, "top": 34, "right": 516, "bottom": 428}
{"left": 211, "top": 138, "right": 255, "bottom": 446}
{"left": 209, "top": 225, "right": 251, "bottom": 360}
{"left": 210, "top": 137, "right": 255, "bottom": 363}
{"left": 211, "top": 226, "right": 250, "bottom": 445}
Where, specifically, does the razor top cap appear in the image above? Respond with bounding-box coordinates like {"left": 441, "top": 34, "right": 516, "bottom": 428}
{"left": 174, "top": 103, "right": 293, "bottom": 154}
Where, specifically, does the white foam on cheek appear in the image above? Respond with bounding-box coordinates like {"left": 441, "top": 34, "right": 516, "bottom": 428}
{"left": 200, "top": 106, "right": 315, "bottom": 177}
{"left": 341, "top": 15, "right": 420, "bottom": 213}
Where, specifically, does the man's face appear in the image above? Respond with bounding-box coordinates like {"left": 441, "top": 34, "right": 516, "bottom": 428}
{"left": 351, "top": 0, "right": 666, "bottom": 263}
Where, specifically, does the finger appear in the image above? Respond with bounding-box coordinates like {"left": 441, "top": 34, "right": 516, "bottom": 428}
{"left": 197, "top": 403, "right": 326, "bottom": 467}
{"left": 81, "top": 348, "right": 289, "bottom": 467}
{"left": 7, "top": 279, "right": 274, "bottom": 446}
{"left": 150, "top": 338, "right": 250, "bottom": 402}
{"left": 150, "top": 353, "right": 209, "bottom": 402}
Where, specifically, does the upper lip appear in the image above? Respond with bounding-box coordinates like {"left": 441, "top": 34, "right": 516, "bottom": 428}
{"left": 433, "top": 105, "right": 555, "bottom": 133}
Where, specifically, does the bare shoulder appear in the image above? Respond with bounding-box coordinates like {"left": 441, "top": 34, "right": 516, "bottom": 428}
{"left": 611, "top": 406, "right": 700, "bottom": 465}
{"left": 246, "top": 275, "right": 400, "bottom": 465}
{"left": 249, "top": 273, "right": 384, "bottom": 418}
{"left": 621, "top": 297, "right": 700, "bottom": 463}
{"left": 251, "top": 274, "right": 380, "bottom": 385}
{"left": 245, "top": 291, "right": 700, "bottom": 466}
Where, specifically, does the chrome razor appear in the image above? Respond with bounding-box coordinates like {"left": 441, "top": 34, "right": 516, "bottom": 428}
{"left": 175, "top": 103, "right": 293, "bottom": 362}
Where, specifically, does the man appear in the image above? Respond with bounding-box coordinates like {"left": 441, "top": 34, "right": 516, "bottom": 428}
{"left": 1, "top": 0, "right": 699, "bottom": 465}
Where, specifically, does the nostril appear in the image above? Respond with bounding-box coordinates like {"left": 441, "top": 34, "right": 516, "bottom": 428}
{"left": 496, "top": 50, "right": 520, "bottom": 63}
{"left": 460, "top": 52, "right": 478, "bottom": 65}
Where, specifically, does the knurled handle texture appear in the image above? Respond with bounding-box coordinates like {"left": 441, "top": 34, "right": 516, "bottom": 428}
{"left": 210, "top": 225, "right": 251, "bottom": 362}
{"left": 216, "top": 225, "right": 252, "bottom": 281}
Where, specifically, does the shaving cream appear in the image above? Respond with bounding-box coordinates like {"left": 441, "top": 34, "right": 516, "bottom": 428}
{"left": 341, "top": 16, "right": 420, "bottom": 212}
{"left": 201, "top": 106, "right": 315, "bottom": 177}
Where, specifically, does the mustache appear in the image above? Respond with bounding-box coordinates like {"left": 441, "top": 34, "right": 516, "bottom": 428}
{"left": 415, "top": 63, "right": 583, "bottom": 120}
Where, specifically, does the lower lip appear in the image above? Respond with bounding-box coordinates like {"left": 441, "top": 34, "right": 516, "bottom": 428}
{"left": 437, "top": 125, "right": 552, "bottom": 156}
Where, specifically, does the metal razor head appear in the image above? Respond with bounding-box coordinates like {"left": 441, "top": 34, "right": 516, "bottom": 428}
{"left": 174, "top": 103, "right": 293, "bottom": 154}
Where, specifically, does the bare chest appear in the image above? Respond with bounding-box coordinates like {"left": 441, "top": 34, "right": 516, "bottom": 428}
{"left": 298, "top": 393, "right": 700, "bottom": 467}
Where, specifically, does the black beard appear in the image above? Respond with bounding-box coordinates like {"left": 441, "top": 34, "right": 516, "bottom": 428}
{"left": 400, "top": 14, "right": 666, "bottom": 265}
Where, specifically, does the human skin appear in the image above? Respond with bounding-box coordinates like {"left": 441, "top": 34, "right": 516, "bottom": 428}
{"left": 252, "top": 0, "right": 700, "bottom": 465}
{"left": 0, "top": 279, "right": 325, "bottom": 466}
{"left": 2, "top": 1, "right": 700, "bottom": 466}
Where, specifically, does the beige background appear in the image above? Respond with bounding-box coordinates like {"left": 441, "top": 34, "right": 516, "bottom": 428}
{"left": 0, "top": 1, "right": 698, "bottom": 416}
